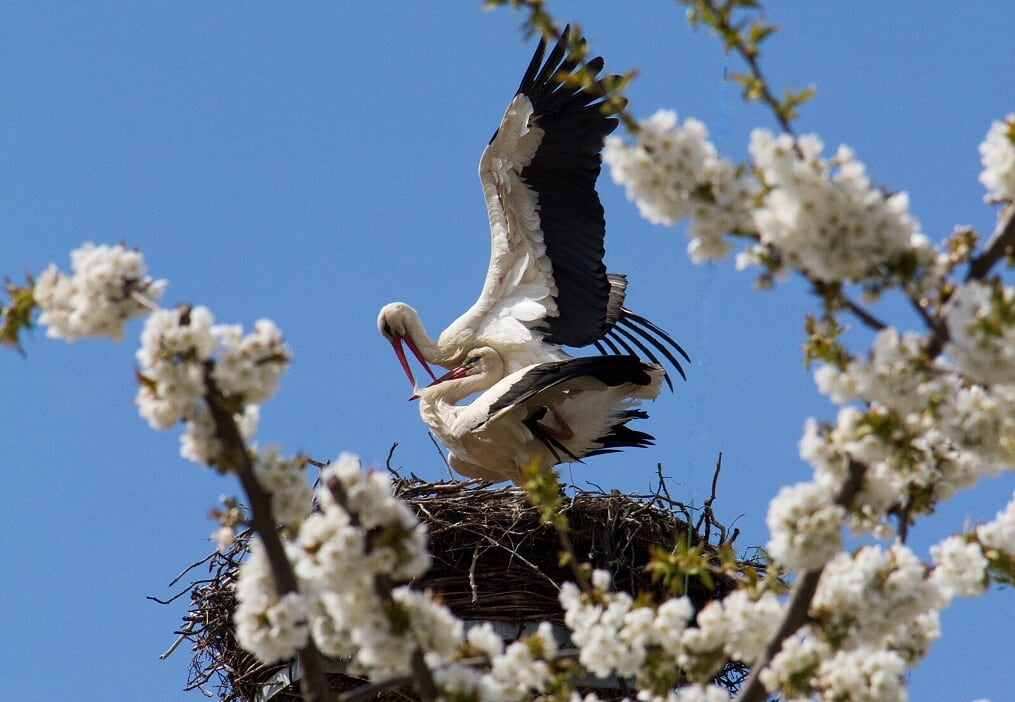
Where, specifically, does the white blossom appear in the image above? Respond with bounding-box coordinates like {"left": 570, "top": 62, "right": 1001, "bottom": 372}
{"left": 930, "top": 535, "right": 988, "bottom": 598}
{"left": 252, "top": 445, "right": 314, "bottom": 529}
{"left": 652, "top": 595, "right": 695, "bottom": 657}
{"left": 945, "top": 279, "right": 1015, "bottom": 386}
{"left": 233, "top": 538, "right": 309, "bottom": 664}
{"left": 976, "top": 491, "right": 1015, "bottom": 555}
{"left": 466, "top": 622, "right": 506, "bottom": 659}
{"left": 604, "top": 109, "right": 754, "bottom": 262}
{"left": 211, "top": 525, "right": 235, "bottom": 552}
{"left": 766, "top": 481, "right": 844, "bottom": 569}
{"left": 978, "top": 113, "right": 1015, "bottom": 202}
{"left": 816, "top": 646, "right": 907, "bottom": 702}
{"left": 714, "top": 590, "right": 783, "bottom": 663}
{"left": 747, "top": 129, "right": 928, "bottom": 283}
{"left": 135, "top": 306, "right": 215, "bottom": 430}
{"left": 34, "top": 242, "right": 165, "bottom": 341}
{"left": 812, "top": 545, "right": 945, "bottom": 653}
{"left": 434, "top": 662, "right": 481, "bottom": 699}
{"left": 760, "top": 626, "right": 830, "bottom": 698}
{"left": 212, "top": 319, "right": 291, "bottom": 403}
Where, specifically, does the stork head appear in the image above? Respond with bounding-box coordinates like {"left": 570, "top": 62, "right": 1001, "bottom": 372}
{"left": 410, "top": 347, "right": 504, "bottom": 402}
{"left": 377, "top": 302, "right": 438, "bottom": 388}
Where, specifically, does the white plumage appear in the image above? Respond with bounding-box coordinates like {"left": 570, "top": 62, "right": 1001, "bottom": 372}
{"left": 413, "top": 347, "right": 664, "bottom": 484}
{"left": 378, "top": 28, "right": 688, "bottom": 391}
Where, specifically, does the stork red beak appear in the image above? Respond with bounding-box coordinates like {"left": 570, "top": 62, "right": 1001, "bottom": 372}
{"left": 428, "top": 364, "right": 470, "bottom": 386}
{"left": 390, "top": 336, "right": 437, "bottom": 388}
{"left": 408, "top": 362, "right": 468, "bottom": 401}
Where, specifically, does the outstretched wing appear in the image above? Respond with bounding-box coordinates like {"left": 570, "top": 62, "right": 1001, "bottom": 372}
{"left": 446, "top": 27, "right": 623, "bottom": 354}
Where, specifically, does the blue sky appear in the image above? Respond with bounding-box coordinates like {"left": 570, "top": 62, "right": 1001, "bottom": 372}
{"left": 3, "top": 2, "right": 1013, "bottom": 700}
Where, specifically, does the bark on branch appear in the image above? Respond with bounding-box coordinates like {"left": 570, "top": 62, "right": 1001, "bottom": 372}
{"left": 735, "top": 460, "right": 866, "bottom": 702}
{"left": 203, "top": 365, "right": 335, "bottom": 702}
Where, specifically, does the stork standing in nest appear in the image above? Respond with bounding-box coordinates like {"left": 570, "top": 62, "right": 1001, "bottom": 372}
{"left": 413, "top": 347, "right": 664, "bottom": 484}
{"left": 378, "top": 27, "right": 688, "bottom": 393}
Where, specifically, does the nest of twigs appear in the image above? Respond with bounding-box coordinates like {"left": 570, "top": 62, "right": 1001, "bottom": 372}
{"left": 165, "top": 473, "right": 755, "bottom": 701}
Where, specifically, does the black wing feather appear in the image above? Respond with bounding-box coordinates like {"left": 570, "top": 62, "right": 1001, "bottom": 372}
{"left": 501, "top": 31, "right": 693, "bottom": 384}
{"left": 513, "top": 27, "right": 620, "bottom": 348}
{"left": 486, "top": 354, "right": 656, "bottom": 418}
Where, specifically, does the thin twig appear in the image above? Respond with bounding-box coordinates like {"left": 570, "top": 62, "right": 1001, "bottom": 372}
{"left": 924, "top": 206, "right": 1015, "bottom": 359}
{"left": 159, "top": 631, "right": 190, "bottom": 660}
{"left": 386, "top": 442, "right": 401, "bottom": 476}
{"left": 966, "top": 204, "right": 1015, "bottom": 281}
{"left": 695, "top": 0, "right": 797, "bottom": 138}
{"left": 338, "top": 674, "right": 415, "bottom": 702}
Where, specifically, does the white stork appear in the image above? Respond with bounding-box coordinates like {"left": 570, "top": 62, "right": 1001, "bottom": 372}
{"left": 413, "top": 346, "right": 664, "bottom": 484}
{"left": 378, "top": 27, "right": 689, "bottom": 391}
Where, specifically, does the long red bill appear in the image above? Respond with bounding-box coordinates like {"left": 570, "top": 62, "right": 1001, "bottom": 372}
{"left": 427, "top": 363, "right": 469, "bottom": 386}
{"left": 409, "top": 362, "right": 468, "bottom": 401}
{"left": 390, "top": 336, "right": 437, "bottom": 388}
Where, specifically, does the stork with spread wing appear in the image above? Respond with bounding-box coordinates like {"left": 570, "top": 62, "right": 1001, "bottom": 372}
{"left": 378, "top": 27, "right": 688, "bottom": 391}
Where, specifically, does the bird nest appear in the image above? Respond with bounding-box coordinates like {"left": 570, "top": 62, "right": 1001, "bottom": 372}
{"left": 165, "top": 471, "right": 755, "bottom": 701}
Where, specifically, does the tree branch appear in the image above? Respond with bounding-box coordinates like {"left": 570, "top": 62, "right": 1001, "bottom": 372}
{"left": 203, "top": 366, "right": 334, "bottom": 702}
{"left": 735, "top": 460, "right": 866, "bottom": 702}
{"left": 966, "top": 204, "right": 1015, "bottom": 281}
{"left": 323, "top": 473, "right": 438, "bottom": 702}
{"left": 924, "top": 205, "right": 1015, "bottom": 359}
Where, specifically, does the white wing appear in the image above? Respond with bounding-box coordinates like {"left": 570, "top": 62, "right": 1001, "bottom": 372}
{"left": 438, "top": 30, "right": 621, "bottom": 368}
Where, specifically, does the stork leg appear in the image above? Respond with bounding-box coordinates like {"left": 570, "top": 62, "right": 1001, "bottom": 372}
{"left": 535, "top": 404, "right": 574, "bottom": 441}
{"left": 524, "top": 405, "right": 580, "bottom": 464}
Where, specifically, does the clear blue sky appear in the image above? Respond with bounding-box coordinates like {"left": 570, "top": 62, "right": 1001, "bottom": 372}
{"left": 3, "top": 3, "right": 1013, "bottom": 700}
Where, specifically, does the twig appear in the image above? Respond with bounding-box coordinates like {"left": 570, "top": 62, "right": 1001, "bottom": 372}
{"left": 924, "top": 205, "right": 1015, "bottom": 359}
{"left": 693, "top": 0, "right": 797, "bottom": 139}
{"left": 810, "top": 279, "right": 887, "bottom": 332}
{"left": 159, "top": 631, "right": 190, "bottom": 660}
{"left": 840, "top": 294, "right": 887, "bottom": 332}
{"left": 338, "top": 674, "right": 415, "bottom": 702}
{"left": 129, "top": 288, "right": 163, "bottom": 313}
{"left": 427, "top": 431, "right": 455, "bottom": 480}
{"left": 386, "top": 442, "right": 401, "bottom": 476}
{"left": 695, "top": 453, "right": 727, "bottom": 544}
{"left": 966, "top": 204, "right": 1015, "bottom": 281}
{"left": 735, "top": 460, "right": 866, "bottom": 702}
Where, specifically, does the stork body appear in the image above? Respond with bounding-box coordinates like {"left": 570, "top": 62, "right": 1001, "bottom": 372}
{"left": 379, "top": 28, "right": 688, "bottom": 390}
{"left": 415, "top": 347, "right": 664, "bottom": 484}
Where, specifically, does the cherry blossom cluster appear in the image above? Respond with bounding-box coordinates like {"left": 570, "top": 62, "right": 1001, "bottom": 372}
{"left": 805, "top": 316, "right": 1015, "bottom": 536}
{"left": 978, "top": 113, "right": 1015, "bottom": 203}
{"left": 34, "top": 242, "right": 165, "bottom": 340}
{"left": 755, "top": 532, "right": 1000, "bottom": 702}
{"left": 745, "top": 130, "right": 931, "bottom": 283}
{"left": 456, "top": 622, "right": 560, "bottom": 700}
{"left": 603, "top": 110, "right": 755, "bottom": 263}
{"left": 945, "top": 279, "right": 1015, "bottom": 386}
{"left": 134, "top": 305, "right": 289, "bottom": 467}
{"left": 599, "top": 106, "right": 1015, "bottom": 700}
{"left": 252, "top": 445, "right": 315, "bottom": 530}
{"left": 234, "top": 453, "right": 457, "bottom": 675}
{"left": 559, "top": 569, "right": 779, "bottom": 697}
{"left": 604, "top": 115, "right": 938, "bottom": 288}
{"left": 761, "top": 630, "right": 907, "bottom": 702}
